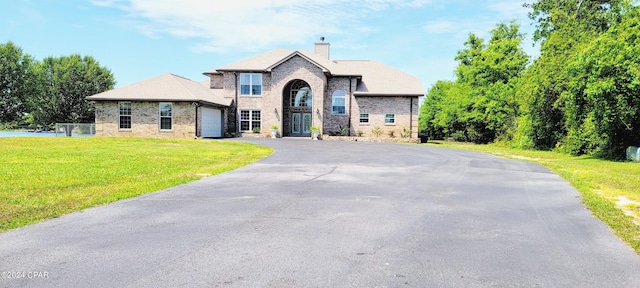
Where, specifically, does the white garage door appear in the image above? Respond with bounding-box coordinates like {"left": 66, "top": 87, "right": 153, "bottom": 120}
{"left": 202, "top": 107, "right": 222, "bottom": 138}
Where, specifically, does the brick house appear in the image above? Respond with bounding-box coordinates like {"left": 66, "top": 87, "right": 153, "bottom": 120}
{"left": 87, "top": 73, "right": 229, "bottom": 138}
{"left": 87, "top": 41, "right": 424, "bottom": 139}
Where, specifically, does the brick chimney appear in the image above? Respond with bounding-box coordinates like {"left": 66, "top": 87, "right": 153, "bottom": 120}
{"left": 314, "top": 37, "right": 330, "bottom": 60}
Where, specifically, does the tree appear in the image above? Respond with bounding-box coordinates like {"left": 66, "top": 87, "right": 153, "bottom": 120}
{"left": 515, "top": 24, "right": 594, "bottom": 150}
{"left": 562, "top": 6, "right": 640, "bottom": 159}
{"left": 468, "top": 22, "right": 529, "bottom": 87}
{"left": 454, "top": 22, "right": 529, "bottom": 143}
{"left": 421, "top": 21, "right": 529, "bottom": 144}
{"left": 0, "top": 42, "right": 38, "bottom": 124}
{"left": 31, "top": 55, "right": 115, "bottom": 127}
{"left": 419, "top": 80, "right": 473, "bottom": 140}
{"left": 454, "top": 34, "right": 485, "bottom": 86}
{"left": 516, "top": 0, "right": 630, "bottom": 152}
{"left": 528, "top": 0, "right": 625, "bottom": 43}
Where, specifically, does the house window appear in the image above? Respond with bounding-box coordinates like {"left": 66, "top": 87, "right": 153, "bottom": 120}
{"left": 240, "top": 73, "right": 262, "bottom": 96}
{"left": 240, "top": 110, "right": 261, "bottom": 132}
{"left": 119, "top": 102, "right": 131, "bottom": 129}
{"left": 385, "top": 113, "right": 395, "bottom": 125}
{"left": 332, "top": 90, "right": 346, "bottom": 115}
{"left": 290, "top": 80, "right": 312, "bottom": 107}
{"left": 159, "top": 103, "right": 173, "bottom": 130}
{"left": 359, "top": 113, "right": 369, "bottom": 124}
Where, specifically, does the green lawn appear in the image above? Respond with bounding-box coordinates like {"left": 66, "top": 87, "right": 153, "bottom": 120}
{"left": 0, "top": 137, "right": 273, "bottom": 232}
{"left": 426, "top": 140, "right": 640, "bottom": 254}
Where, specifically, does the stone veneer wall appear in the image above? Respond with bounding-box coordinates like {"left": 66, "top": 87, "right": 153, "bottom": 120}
{"left": 351, "top": 96, "right": 419, "bottom": 138}
{"left": 94, "top": 101, "right": 196, "bottom": 138}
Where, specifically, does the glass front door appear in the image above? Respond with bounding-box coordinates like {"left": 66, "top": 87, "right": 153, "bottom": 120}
{"left": 291, "top": 113, "right": 312, "bottom": 136}
{"left": 302, "top": 113, "right": 311, "bottom": 133}
{"left": 292, "top": 113, "right": 301, "bottom": 134}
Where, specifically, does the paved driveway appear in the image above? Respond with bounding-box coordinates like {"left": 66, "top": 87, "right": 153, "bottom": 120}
{"left": 1, "top": 138, "right": 639, "bottom": 287}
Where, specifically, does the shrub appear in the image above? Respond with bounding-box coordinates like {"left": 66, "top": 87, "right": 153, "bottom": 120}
{"left": 371, "top": 126, "right": 383, "bottom": 137}
{"left": 400, "top": 127, "right": 411, "bottom": 138}
{"left": 339, "top": 125, "right": 349, "bottom": 136}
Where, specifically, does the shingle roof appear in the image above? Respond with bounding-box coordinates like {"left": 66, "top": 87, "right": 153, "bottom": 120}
{"left": 209, "top": 49, "right": 336, "bottom": 73}
{"left": 338, "top": 60, "right": 424, "bottom": 96}
{"left": 86, "top": 73, "right": 230, "bottom": 106}
{"left": 207, "top": 48, "right": 424, "bottom": 96}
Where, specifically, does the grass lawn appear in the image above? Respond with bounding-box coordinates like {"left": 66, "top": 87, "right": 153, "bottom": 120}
{"left": 426, "top": 140, "right": 640, "bottom": 254}
{"left": 0, "top": 137, "right": 273, "bottom": 232}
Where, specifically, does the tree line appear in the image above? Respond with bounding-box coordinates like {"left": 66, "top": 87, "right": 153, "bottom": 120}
{"left": 419, "top": 0, "right": 640, "bottom": 160}
{"left": 0, "top": 42, "right": 115, "bottom": 129}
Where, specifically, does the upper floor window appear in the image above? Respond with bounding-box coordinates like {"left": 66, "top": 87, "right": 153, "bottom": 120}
{"left": 159, "top": 103, "right": 173, "bottom": 130}
{"left": 332, "top": 90, "right": 346, "bottom": 115}
{"left": 119, "top": 102, "right": 131, "bottom": 130}
{"left": 240, "top": 73, "right": 262, "bottom": 96}
{"left": 290, "top": 80, "right": 312, "bottom": 107}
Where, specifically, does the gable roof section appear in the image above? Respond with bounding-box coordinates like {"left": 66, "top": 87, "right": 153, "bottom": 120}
{"left": 211, "top": 48, "right": 294, "bottom": 72}
{"left": 207, "top": 48, "right": 424, "bottom": 97}
{"left": 266, "top": 51, "right": 331, "bottom": 73}
{"left": 338, "top": 60, "right": 424, "bottom": 96}
{"left": 86, "top": 73, "right": 230, "bottom": 107}
{"left": 210, "top": 49, "right": 336, "bottom": 73}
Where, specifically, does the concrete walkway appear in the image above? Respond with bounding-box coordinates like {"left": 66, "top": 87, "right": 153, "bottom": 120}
{"left": 1, "top": 138, "right": 639, "bottom": 287}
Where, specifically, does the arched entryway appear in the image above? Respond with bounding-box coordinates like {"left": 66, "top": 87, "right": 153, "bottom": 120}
{"left": 282, "top": 79, "right": 313, "bottom": 137}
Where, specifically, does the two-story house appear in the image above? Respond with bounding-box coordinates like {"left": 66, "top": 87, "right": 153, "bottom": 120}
{"left": 87, "top": 41, "right": 424, "bottom": 139}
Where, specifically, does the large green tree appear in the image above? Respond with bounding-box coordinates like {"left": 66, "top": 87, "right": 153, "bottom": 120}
{"left": 0, "top": 42, "right": 38, "bottom": 124}
{"left": 528, "top": 0, "right": 625, "bottom": 42}
{"left": 457, "top": 22, "right": 529, "bottom": 87}
{"left": 31, "top": 55, "right": 115, "bottom": 127}
{"left": 419, "top": 80, "right": 474, "bottom": 141}
{"left": 420, "top": 21, "right": 528, "bottom": 144}
{"left": 562, "top": 6, "right": 640, "bottom": 159}
{"left": 515, "top": 24, "right": 594, "bottom": 150}
{"left": 515, "top": 0, "right": 629, "bottom": 151}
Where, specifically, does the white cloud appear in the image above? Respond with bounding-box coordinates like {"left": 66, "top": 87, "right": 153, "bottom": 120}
{"left": 421, "top": 1, "right": 535, "bottom": 44}
{"left": 89, "top": 0, "right": 127, "bottom": 8}
{"left": 422, "top": 20, "right": 460, "bottom": 34}
{"left": 488, "top": 1, "right": 530, "bottom": 21}
{"left": 92, "top": 0, "right": 432, "bottom": 53}
{"left": 422, "top": 18, "right": 497, "bottom": 42}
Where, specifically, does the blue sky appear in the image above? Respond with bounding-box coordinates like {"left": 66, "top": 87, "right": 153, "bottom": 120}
{"left": 2, "top": 0, "right": 539, "bottom": 91}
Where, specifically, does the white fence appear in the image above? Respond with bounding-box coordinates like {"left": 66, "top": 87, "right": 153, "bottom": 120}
{"left": 54, "top": 123, "right": 96, "bottom": 137}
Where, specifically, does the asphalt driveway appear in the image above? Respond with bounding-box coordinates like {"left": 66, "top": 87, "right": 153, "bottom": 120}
{"left": 1, "top": 138, "right": 639, "bottom": 287}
